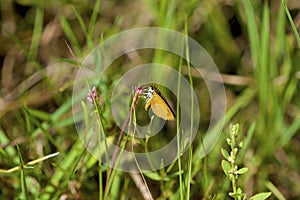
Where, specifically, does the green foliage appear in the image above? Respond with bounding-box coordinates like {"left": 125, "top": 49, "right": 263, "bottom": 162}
{"left": 222, "top": 124, "right": 271, "bottom": 200}
{"left": 0, "top": 0, "right": 299, "bottom": 199}
{"left": 250, "top": 192, "right": 272, "bottom": 200}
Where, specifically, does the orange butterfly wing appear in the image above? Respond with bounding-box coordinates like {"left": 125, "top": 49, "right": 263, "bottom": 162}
{"left": 145, "top": 89, "right": 175, "bottom": 121}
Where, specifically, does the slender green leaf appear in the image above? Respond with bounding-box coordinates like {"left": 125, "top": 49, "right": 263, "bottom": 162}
{"left": 237, "top": 167, "right": 248, "bottom": 174}
{"left": 250, "top": 192, "right": 272, "bottom": 200}
{"left": 221, "top": 148, "right": 230, "bottom": 160}
{"left": 28, "top": 7, "right": 43, "bottom": 62}
{"left": 26, "top": 108, "right": 51, "bottom": 121}
{"left": 221, "top": 160, "right": 231, "bottom": 177}
{"left": 266, "top": 181, "right": 286, "bottom": 200}
{"left": 282, "top": 0, "right": 300, "bottom": 48}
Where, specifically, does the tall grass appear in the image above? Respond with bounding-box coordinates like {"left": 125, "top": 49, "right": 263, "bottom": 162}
{"left": 0, "top": 0, "right": 299, "bottom": 199}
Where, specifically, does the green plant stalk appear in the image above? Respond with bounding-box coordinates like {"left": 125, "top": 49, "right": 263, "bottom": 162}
{"left": 98, "top": 147, "right": 103, "bottom": 200}
{"left": 176, "top": 37, "right": 184, "bottom": 200}
{"left": 131, "top": 106, "right": 153, "bottom": 199}
{"left": 229, "top": 128, "right": 238, "bottom": 198}
{"left": 104, "top": 89, "right": 141, "bottom": 198}
{"left": 17, "top": 146, "right": 28, "bottom": 200}
{"left": 145, "top": 117, "right": 157, "bottom": 172}
{"left": 185, "top": 18, "right": 194, "bottom": 200}
{"left": 91, "top": 96, "right": 105, "bottom": 200}
{"left": 223, "top": 124, "right": 245, "bottom": 200}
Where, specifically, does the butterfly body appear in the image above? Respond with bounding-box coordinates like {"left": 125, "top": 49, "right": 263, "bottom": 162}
{"left": 143, "top": 85, "right": 175, "bottom": 121}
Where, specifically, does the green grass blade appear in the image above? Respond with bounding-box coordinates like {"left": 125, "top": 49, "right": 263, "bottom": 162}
{"left": 59, "top": 15, "right": 81, "bottom": 56}
{"left": 73, "top": 6, "right": 94, "bottom": 50}
{"left": 28, "top": 7, "right": 44, "bottom": 62}
{"left": 282, "top": 0, "right": 300, "bottom": 48}
{"left": 88, "top": 0, "right": 101, "bottom": 36}
{"left": 266, "top": 181, "right": 285, "bottom": 200}
{"left": 40, "top": 138, "right": 86, "bottom": 199}
{"left": 243, "top": 0, "right": 259, "bottom": 67}
{"left": 17, "top": 146, "right": 28, "bottom": 200}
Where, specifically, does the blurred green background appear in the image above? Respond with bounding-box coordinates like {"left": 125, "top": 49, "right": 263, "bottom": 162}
{"left": 0, "top": 0, "right": 300, "bottom": 199}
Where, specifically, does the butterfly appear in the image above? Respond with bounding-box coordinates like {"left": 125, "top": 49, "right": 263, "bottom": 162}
{"left": 141, "top": 84, "right": 176, "bottom": 121}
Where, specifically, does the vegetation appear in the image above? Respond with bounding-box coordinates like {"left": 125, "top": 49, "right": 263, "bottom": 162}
{"left": 0, "top": 0, "right": 299, "bottom": 199}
